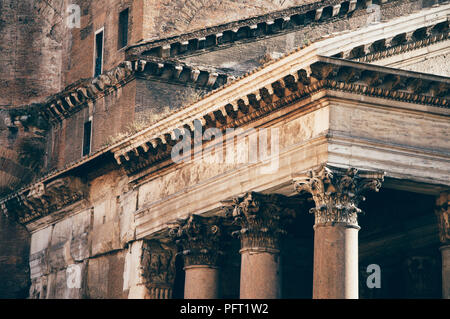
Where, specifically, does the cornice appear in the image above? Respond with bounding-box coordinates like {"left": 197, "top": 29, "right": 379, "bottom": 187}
{"left": 40, "top": 59, "right": 233, "bottom": 124}
{"left": 111, "top": 56, "right": 449, "bottom": 176}
{"left": 2, "top": 3, "right": 449, "bottom": 225}
{"left": 126, "top": 0, "right": 404, "bottom": 59}
{"left": 351, "top": 20, "right": 449, "bottom": 63}
{"left": 41, "top": 62, "right": 135, "bottom": 124}
{"left": 135, "top": 58, "right": 235, "bottom": 90}
{"left": 0, "top": 176, "right": 87, "bottom": 225}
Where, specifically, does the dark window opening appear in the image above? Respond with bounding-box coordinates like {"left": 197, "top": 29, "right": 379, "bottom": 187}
{"left": 82, "top": 120, "right": 92, "bottom": 156}
{"left": 94, "top": 30, "right": 104, "bottom": 77}
{"left": 118, "top": 9, "right": 129, "bottom": 49}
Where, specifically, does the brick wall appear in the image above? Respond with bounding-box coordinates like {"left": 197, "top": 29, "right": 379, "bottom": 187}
{"left": 46, "top": 79, "right": 137, "bottom": 171}
{"left": 0, "top": 0, "right": 69, "bottom": 107}
{"left": 65, "top": 0, "right": 144, "bottom": 86}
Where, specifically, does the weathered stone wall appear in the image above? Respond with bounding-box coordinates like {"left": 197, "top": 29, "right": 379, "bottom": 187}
{"left": 400, "top": 52, "right": 450, "bottom": 77}
{"left": 135, "top": 78, "right": 206, "bottom": 117}
{"left": 0, "top": 6, "right": 70, "bottom": 293}
{"left": 28, "top": 169, "right": 134, "bottom": 299}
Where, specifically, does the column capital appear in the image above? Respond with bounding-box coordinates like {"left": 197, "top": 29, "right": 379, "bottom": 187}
{"left": 294, "top": 165, "right": 384, "bottom": 227}
{"left": 436, "top": 192, "right": 450, "bottom": 245}
{"left": 168, "top": 214, "right": 225, "bottom": 268}
{"left": 141, "top": 240, "right": 177, "bottom": 299}
{"left": 228, "top": 192, "right": 296, "bottom": 251}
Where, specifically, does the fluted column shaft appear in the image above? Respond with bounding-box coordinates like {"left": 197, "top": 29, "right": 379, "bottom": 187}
{"left": 295, "top": 165, "right": 384, "bottom": 299}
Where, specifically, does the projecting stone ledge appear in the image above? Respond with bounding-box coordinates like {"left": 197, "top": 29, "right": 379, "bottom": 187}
{"left": 127, "top": 0, "right": 397, "bottom": 59}
{"left": 0, "top": 176, "right": 87, "bottom": 225}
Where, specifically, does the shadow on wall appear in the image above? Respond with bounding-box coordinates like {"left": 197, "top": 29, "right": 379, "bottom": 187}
{"left": 0, "top": 213, "right": 30, "bottom": 299}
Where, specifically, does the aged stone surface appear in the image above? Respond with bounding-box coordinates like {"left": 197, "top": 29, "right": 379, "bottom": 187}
{"left": 141, "top": 240, "right": 177, "bottom": 299}
{"left": 169, "top": 214, "right": 225, "bottom": 267}
{"left": 229, "top": 192, "right": 296, "bottom": 251}
{"left": 294, "top": 165, "right": 384, "bottom": 227}
{"left": 1, "top": 0, "right": 449, "bottom": 300}
{"left": 400, "top": 53, "right": 450, "bottom": 77}
{"left": 2, "top": 176, "right": 87, "bottom": 225}
{"left": 0, "top": 0, "right": 68, "bottom": 107}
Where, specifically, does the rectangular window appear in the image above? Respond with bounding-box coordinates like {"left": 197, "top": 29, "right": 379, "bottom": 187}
{"left": 118, "top": 9, "right": 129, "bottom": 49}
{"left": 82, "top": 120, "right": 92, "bottom": 156}
{"left": 94, "top": 29, "right": 104, "bottom": 77}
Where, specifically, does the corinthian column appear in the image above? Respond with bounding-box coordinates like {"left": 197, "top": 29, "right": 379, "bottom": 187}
{"left": 436, "top": 192, "right": 450, "bottom": 299}
{"left": 294, "top": 165, "right": 384, "bottom": 299}
{"left": 169, "top": 214, "right": 225, "bottom": 299}
{"left": 230, "top": 192, "right": 295, "bottom": 299}
{"left": 141, "top": 240, "right": 177, "bottom": 299}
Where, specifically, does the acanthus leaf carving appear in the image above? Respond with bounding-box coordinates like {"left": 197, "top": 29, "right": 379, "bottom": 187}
{"left": 141, "top": 240, "right": 176, "bottom": 299}
{"left": 294, "top": 165, "right": 384, "bottom": 227}
{"left": 230, "top": 192, "right": 296, "bottom": 251}
{"left": 168, "top": 214, "right": 225, "bottom": 267}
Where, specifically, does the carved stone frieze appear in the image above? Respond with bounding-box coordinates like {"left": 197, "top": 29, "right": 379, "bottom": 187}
{"left": 168, "top": 214, "right": 225, "bottom": 267}
{"left": 435, "top": 192, "right": 450, "bottom": 245}
{"left": 229, "top": 192, "right": 296, "bottom": 251}
{"left": 294, "top": 165, "right": 384, "bottom": 227}
{"left": 1, "top": 176, "right": 87, "bottom": 224}
{"left": 141, "top": 240, "right": 176, "bottom": 299}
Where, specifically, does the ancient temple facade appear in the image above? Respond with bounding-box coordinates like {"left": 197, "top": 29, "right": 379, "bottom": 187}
{"left": 0, "top": 0, "right": 449, "bottom": 299}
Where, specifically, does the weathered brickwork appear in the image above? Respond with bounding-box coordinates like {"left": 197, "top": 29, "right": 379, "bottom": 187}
{"left": 0, "top": 0, "right": 69, "bottom": 107}
{"left": 65, "top": 0, "right": 144, "bottom": 86}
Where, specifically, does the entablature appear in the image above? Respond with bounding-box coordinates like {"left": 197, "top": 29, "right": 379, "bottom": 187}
{"left": 110, "top": 55, "right": 449, "bottom": 177}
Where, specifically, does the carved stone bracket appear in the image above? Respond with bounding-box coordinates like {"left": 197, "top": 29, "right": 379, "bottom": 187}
{"left": 168, "top": 214, "right": 225, "bottom": 267}
{"left": 141, "top": 240, "right": 177, "bottom": 299}
{"left": 294, "top": 165, "right": 384, "bottom": 228}
{"left": 228, "top": 192, "right": 296, "bottom": 252}
{"left": 436, "top": 192, "right": 450, "bottom": 245}
{"left": 1, "top": 176, "right": 87, "bottom": 224}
